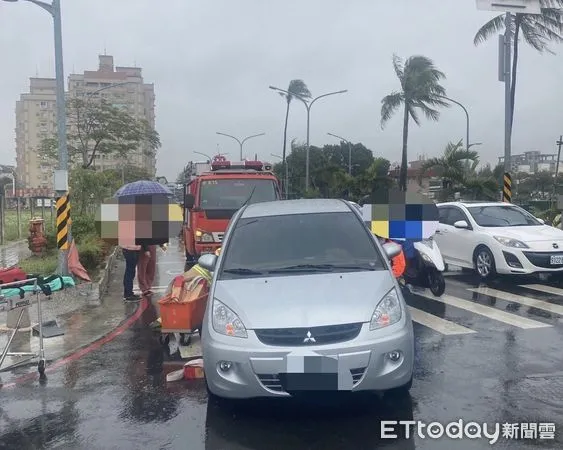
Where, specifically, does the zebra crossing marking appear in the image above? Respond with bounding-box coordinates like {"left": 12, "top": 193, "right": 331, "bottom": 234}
{"left": 468, "top": 287, "right": 563, "bottom": 316}
{"left": 519, "top": 284, "right": 563, "bottom": 297}
{"left": 414, "top": 291, "right": 552, "bottom": 329}
{"left": 408, "top": 306, "right": 476, "bottom": 335}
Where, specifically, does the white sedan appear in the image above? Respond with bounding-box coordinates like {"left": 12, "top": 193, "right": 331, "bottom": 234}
{"left": 434, "top": 201, "right": 563, "bottom": 280}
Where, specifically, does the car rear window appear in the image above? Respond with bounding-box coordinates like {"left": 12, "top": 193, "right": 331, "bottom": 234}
{"left": 219, "top": 211, "right": 386, "bottom": 278}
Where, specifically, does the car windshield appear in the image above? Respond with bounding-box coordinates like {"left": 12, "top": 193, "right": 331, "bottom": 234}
{"left": 199, "top": 178, "right": 278, "bottom": 210}
{"left": 466, "top": 205, "right": 542, "bottom": 227}
{"left": 219, "top": 211, "right": 386, "bottom": 279}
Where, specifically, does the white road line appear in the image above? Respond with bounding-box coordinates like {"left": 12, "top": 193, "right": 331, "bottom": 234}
{"left": 414, "top": 291, "right": 552, "bottom": 329}
{"left": 519, "top": 284, "right": 563, "bottom": 297}
{"left": 408, "top": 306, "right": 476, "bottom": 335}
{"left": 468, "top": 287, "right": 563, "bottom": 316}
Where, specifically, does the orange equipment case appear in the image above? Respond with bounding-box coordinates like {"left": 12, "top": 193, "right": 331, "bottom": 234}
{"left": 158, "top": 275, "right": 209, "bottom": 333}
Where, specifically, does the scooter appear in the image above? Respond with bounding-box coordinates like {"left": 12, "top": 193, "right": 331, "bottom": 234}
{"left": 401, "top": 237, "right": 446, "bottom": 297}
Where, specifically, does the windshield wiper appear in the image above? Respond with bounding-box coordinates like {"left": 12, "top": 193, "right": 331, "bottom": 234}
{"left": 267, "top": 264, "right": 336, "bottom": 273}
{"left": 223, "top": 268, "right": 264, "bottom": 276}
{"left": 267, "top": 263, "right": 377, "bottom": 273}
{"left": 326, "top": 264, "right": 377, "bottom": 271}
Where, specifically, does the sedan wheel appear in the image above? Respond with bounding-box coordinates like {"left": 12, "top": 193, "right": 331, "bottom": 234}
{"left": 474, "top": 247, "right": 495, "bottom": 280}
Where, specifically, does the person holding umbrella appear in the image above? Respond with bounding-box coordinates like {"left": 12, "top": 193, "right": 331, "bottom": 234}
{"left": 113, "top": 180, "right": 180, "bottom": 298}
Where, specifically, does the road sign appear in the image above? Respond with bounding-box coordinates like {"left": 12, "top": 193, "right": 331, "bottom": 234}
{"left": 476, "top": 0, "right": 541, "bottom": 14}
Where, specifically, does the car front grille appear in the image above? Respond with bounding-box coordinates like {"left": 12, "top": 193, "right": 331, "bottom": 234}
{"left": 254, "top": 323, "right": 362, "bottom": 347}
{"left": 522, "top": 251, "right": 563, "bottom": 268}
{"left": 257, "top": 367, "right": 366, "bottom": 393}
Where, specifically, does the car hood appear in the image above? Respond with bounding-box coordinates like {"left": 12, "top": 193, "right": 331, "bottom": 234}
{"left": 212, "top": 271, "right": 396, "bottom": 329}
{"left": 482, "top": 225, "right": 563, "bottom": 242}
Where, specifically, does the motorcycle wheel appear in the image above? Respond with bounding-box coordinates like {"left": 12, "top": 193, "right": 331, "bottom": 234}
{"left": 427, "top": 269, "right": 445, "bottom": 297}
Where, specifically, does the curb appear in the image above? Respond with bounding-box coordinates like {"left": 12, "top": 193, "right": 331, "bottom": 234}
{"left": 0, "top": 297, "right": 150, "bottom": 389}
{"left": 79, "top": 245, "right": 119, "bottom": 305}
{"left": 2, "top": 246, "right": 119, "bottom": 330}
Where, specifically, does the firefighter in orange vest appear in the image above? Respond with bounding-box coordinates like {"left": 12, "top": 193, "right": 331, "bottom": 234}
{"left": 378, "top": 237, "right": 406, "bottom": 278}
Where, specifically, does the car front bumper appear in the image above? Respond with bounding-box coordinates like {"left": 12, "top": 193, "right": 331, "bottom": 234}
{"left": 203, "top": 319, "right": 414, "bottom": 399}
{"left": 492, "top": 246, "right": 563, "bottom": 275}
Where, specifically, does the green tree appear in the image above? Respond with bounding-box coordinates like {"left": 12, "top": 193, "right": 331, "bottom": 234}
{"left": 276, "top": 80, "right": 312, "bottom": 193}
{"left": 474, "top": 1, "right": 563, "bottom": 131}
{"left": 277, "top": 141, "right": 375, "bottom": 198}
{"left": 380, "top": 54, "right": 449, "bottom": 192}
{"left": 40, "top": 97, "right": 161, "bottom": 169}
{"left": 420, "top": 140, "right": 498, "bottom": 201}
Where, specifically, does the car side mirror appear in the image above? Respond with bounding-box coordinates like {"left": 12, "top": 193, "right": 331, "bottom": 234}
{"left": 198, "top": 253, "right": 217, "bottom": 272}
{"left": 383, "top": 242, "right": 402, "bottom": 260}
{"left": 536, "top": 218, "right": 545, "bottom": 225}
{"left": 453, "top": 220, "right": 469, "bottom": 229}
{"left": 184, "top": 193, "right": 195, "bottom": 209}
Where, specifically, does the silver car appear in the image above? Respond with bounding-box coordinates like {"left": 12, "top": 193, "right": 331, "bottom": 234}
{"left": 198, "top": 198, "right": 414, "bottom": 399}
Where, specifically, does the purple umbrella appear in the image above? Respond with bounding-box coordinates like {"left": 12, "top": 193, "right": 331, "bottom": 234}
{"left": 114, "top": 180, "right": 172, "bottom": 198}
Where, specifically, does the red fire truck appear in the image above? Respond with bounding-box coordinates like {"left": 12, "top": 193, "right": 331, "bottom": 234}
{"left": 182, "top": 155, "right": 282, "bottom": 267}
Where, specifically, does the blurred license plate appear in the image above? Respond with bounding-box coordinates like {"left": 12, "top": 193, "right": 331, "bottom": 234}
{"left": 550, "top": 255, "right": 563, "bottom": 265}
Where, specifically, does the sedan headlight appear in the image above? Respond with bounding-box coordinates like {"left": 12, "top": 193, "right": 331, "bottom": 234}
{"left": 493, "top": 236, "right": 529, "bottom": 248}
{"left": 212, "top": 299, "right": 248, "bottom": 338}
{"left": 370, "top": 288, "right": 402, "bottom": 330}
{"left": 195, "top": 229, "right": 214, "bottom": 243}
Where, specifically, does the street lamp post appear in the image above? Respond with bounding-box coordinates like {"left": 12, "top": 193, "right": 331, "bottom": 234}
{"left": 194, "top": 151, "right": 212, "bottom": 161}
{"left": 215, "top": 132, "right": 265, "bottom": 160}
{"left": 4, "top": 0, "right": 70, "bottom": 275}
{"left": 437, "top": 95, "right": 470, "bottom": 152}
{"left": 327, "top": 133, "right": 353, "bottom": 175}
{"left": 269, "top": 86, "right": 347, "bottom": 191}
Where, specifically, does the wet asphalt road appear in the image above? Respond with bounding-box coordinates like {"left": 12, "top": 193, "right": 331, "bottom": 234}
{"left": 1, "top": 244, "right": 562, "bottom": 450}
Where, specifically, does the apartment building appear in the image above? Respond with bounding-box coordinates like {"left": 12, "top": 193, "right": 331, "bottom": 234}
{"left": 498, "top": 151, "right": 561, "bottom": 174}
{"left": 67, "top": 55, "right": 156, "bottom": 175}
{"left": 15, "top": 55, "right": 156, "bottom": 190}
{"left": 15, "top": 78, "right": 58, "bottom": 189}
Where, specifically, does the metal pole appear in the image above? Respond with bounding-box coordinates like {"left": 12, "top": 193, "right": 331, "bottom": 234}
{"left": 348, "top": 142, "right": 352, "bottom": 175}
{"left": 437, "top": 95, "right": 470, "bottom": 151}
{"left": 268, "top": 87, "right": 347, "bottom": 193}
{"left": 504, "top": 12, "right": 513, "bottom": 174}
{"left": 327, "top": 133, "right": 354, "bottom": 175}
{"left": 53, "top": 0, "right": 69, "bottom": 275}
{"left": 553, "top": 136, "right": 563, "bottom": 208}
{"left": 305, "top": 106, "right": 311, "bottom": 191}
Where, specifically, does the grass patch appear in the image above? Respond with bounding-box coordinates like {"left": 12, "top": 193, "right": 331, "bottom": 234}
{"left": 18, "top": 250, "right": 59, "bottom": 276}
{"left": 2, "top": 208, "right": 55, "bottom": 243}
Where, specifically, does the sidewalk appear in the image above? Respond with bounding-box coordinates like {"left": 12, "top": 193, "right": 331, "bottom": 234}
{"left": 0, "top": 240, "right": 186, "bottom": 386}
{"left": 0, "top": 240, "right": 30, "bottom": 268}
{"left": 0, "top": 256, "right": 135, "bottom": 385}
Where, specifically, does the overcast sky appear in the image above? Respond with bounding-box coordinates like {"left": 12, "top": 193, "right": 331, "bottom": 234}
{"left": 1, "top": 0, "right": 562, "bottom": 180}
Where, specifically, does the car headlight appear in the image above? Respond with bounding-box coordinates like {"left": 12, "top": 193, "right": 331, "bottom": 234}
{"left": 212, "top": 299, "right": 248, "bottom": 338}
{"left": 370, "top": 288, "right": 402, "bottom": 330}
{"left": 493, "top": 236, "right": 529, "bottom": 248}
{"left": 195, "top": 229, "right": 214, "bottom": 243}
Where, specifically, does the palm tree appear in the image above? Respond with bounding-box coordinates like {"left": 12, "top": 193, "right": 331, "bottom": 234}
{"left": 420, "top": 140, "right": 497, "bottom": 200}
{"left": 380, "top": 55, "right": 449, "bottom": 191}
{"left": 278, "top": 80, "right": 311, "bottom": 196}
{"left": 474, "top": 1, "right": 563, "bottom": 131}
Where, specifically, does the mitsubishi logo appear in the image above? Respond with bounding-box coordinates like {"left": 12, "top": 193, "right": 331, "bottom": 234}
{"left": 303, "top": 331, "right": 316, "bottom": 344}
{"left": 554, "top": 243, "right": 559, "bottom": 249}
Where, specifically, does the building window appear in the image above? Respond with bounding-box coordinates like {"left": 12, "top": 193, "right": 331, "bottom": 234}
{"left": 40, "top": 101, "right": 48, "bottom": 109}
